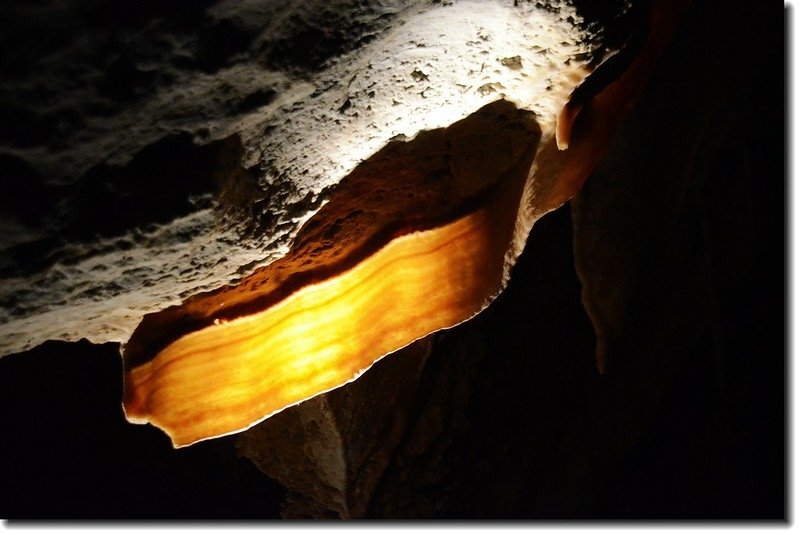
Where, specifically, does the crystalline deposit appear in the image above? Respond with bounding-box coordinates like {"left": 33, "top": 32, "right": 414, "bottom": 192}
{"left": 0, "top": 0, "right": 597, "bottom": 356}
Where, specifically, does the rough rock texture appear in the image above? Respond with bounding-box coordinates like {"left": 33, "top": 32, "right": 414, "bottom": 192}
{"left": 0, "top": 0, "right": 783, "bottom": 522}
{"left": 118, "top": 0, "right": 684, "bottom": 447}
{"left": 230, "top": 0, "right": 784, "bottom": 519}
{"left": 122, "top": 99, "right": 542, "bottom": 369}
{"left": 122, "top": 99, "right": 544, "bottom": 447}
{"left": 0, "top": 0, "right": 599, "bottom": 356}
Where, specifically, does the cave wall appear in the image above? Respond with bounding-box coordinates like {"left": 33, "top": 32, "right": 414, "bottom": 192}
{"left": 0, "top": 0, "right": 785, "bottom": 521}
{"left": 233, "top": 0, "right": 785, "bottom": 519}
{"left": 0, "top": 0, "right": 599, "bottom": 356}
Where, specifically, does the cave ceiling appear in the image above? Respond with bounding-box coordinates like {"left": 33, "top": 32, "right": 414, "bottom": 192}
{"left": 0, "top": 0, "right": 617, "bottom": 356}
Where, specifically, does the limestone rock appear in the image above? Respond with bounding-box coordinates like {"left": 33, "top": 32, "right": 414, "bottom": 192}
{"left": 0, "top": 0, "right": 599, "bottom": 356}
{"left": 0, "top": 0, "right": 782, "bottom": 521}
{"left": 230, "top": 0, "right": 783, "bottom": 518}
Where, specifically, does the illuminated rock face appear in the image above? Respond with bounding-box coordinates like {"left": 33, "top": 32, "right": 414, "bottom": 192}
{"left": 123, "top": 101, "right": 541, "bottom": 446}
{"left": 2, "top": 0, "right": 685, "bottom": 447}
{"left": 0, "top": 0, "right": 598, "bottom": 356}
{"left": 120, "top": 0, "right": 683, "bottom": 445}
{"left": 0, "top": 0, "right": 617, "bottom": 447}
{"left": 0, "top": 0, "right": 784, "bottom": 520}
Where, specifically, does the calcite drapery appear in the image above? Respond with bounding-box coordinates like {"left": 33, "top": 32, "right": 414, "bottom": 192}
{"left": 124, "top": 101, "right": 541, "bottom": 446}
{"left": 0, "top": 0, "right": 596, "bottom": 357}
{"left": 122, "top": 0, "right": 692, "bottom": 446}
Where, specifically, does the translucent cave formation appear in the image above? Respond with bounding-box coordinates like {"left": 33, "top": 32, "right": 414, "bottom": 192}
{"left": 0, "top": 0, "right": 784, "bottom": 520}
{"left": 121, "top": 0, "right": 690, "bottom": 447}
{"left": 0, "top": 0, "right": 598, "bottom": 356}
{"left": 123, "top": 101, "right": 541, "bottom": 446}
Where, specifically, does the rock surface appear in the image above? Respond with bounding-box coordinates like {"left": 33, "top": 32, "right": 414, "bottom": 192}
{"left": 237, "top": 339, "right": 432, "bottom": 518}
{"left": 122, "top": 100, "right": 543, "bottom": 370}
{"left": 117, "top": 0, "right": 689, "bottom": 448}
{"left": 232, "top": 0, "right": 784, "bottom": 518}
{"left": 0, "top": 0, "right": 599, "bottom": 356}
{"left": 0, "top": 0, "right": 784, "bottom": 521}
{"left": 121, "top": 100, "right": 543, "bottom": 447}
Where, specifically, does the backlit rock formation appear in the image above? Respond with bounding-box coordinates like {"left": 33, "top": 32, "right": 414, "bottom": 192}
{"left": 123, "top": 101, "right": 542, "bottom": 446}
{"left": 0, "top": 0, "right": 689, "bottom": 447}
{"left": 0, "top": 0, "right": 598, "bottom": 356}
{"left": 119, "top": 0, "right": 690, "bottom": 446}
{"left": 0, "top": 0, "right": 783, "bottom": 521}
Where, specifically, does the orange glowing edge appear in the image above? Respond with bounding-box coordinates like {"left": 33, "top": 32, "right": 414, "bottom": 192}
{"left": 123, "top": 175, "right": 524, "bottom": 447}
